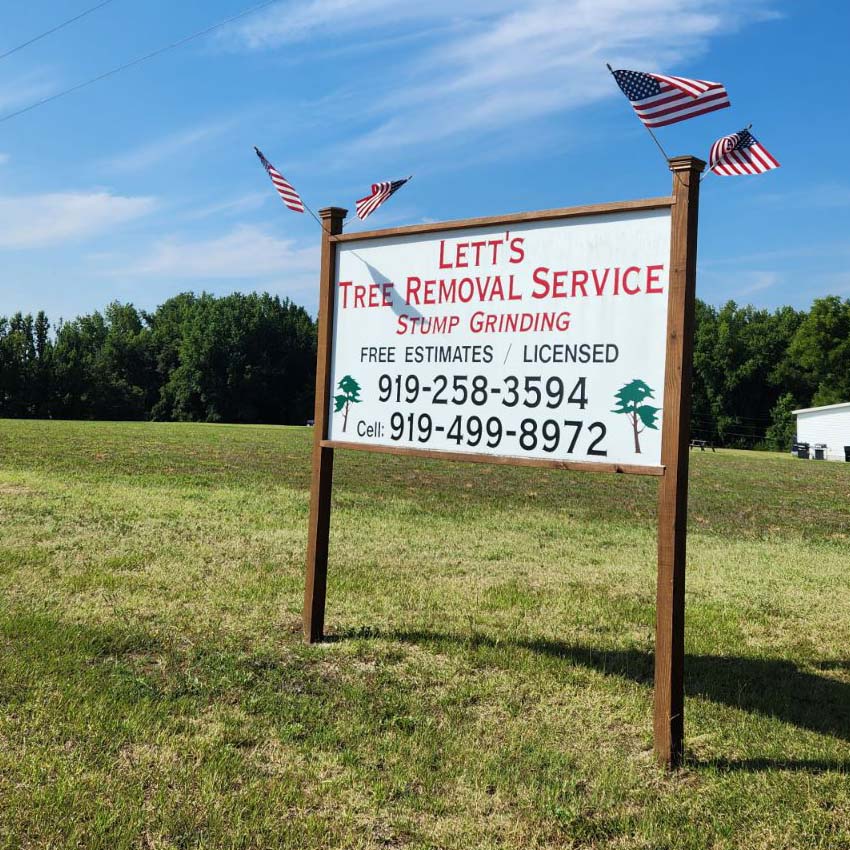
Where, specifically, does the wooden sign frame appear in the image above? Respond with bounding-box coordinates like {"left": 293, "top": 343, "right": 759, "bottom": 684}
{"left": 303, "top": 156, "right": 704, "bottom": 768}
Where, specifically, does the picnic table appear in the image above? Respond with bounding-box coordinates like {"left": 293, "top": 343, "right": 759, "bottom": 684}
{"left": 689, "top": 439, "right": 715, "bottom": 452}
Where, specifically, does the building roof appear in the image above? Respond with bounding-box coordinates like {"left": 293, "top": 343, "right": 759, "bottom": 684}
{"left": 793, "top": 401, "right": 850, "bottom": 415}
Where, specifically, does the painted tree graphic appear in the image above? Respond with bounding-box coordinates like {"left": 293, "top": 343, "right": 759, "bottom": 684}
{"left": 611, "top": 379, "right": 661, "bottom": 454}
{"left": 334, "top": 375, "right": 362, "bottom": 432}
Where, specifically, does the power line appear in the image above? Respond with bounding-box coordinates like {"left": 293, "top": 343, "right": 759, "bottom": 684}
{"left": 0, "top": 0, "right": 281, "bottom": 125}
{"left": 690, "top": 425, "right": 770, "bottom": 437}
{"left": 692, "top": 426, "right": 768, "bottom": 437}
{"left": 692, "top": 418, "right": 771, "bottom": 431}
{"left": 692, "top": 410, "right": 776, "bottom": 423}
{"left": 0, "top": 0, "right": 119, "bottom": 62}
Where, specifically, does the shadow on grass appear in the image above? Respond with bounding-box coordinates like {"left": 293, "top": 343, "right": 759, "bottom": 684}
{"left": 697, "top": 758, "right": 850, "bottom": 774}
{"left": 8, "top": 609, "right": 848, "bottom": 775}
{"left": 338, "top": 626, "right": 850, "bottom": 771}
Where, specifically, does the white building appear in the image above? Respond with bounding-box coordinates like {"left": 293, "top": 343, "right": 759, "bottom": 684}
{"left": 793, "top": 402, "right": 850, "bottom": 461}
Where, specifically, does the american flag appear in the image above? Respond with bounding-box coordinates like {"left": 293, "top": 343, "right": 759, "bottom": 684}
{"left": 254, "top": 147, "right": 304, "bottom": 213}
{"left": 612, "top": 69, "right": 730, "bottom": 128}
{"left": 709, "top": 128, "right": 780, "bottom": 175}
{"left": 355, "top": 177, "right": 410, "bottom": 220}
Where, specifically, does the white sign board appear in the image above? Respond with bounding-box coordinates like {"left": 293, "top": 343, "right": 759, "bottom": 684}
{"left": 327, "top": 208, "right": 671, "bottom": 467}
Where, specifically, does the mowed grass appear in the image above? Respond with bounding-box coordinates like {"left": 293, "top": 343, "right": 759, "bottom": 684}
{"left": 1, "top": 419, "right": 849, "bottom": 850}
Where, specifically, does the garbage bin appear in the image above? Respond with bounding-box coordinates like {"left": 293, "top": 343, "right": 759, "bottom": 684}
{"left": 844, "top": 445, "right": 850, "bottom": 462}
{"left": 814, "top": 444, "right": 826, "bottom": 460}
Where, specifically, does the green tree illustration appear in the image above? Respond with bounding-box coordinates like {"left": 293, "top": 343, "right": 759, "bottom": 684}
{"left": 611, "top": 379, "right": 661, "bottom": 454}
{"left": 334, "top": 374, "right": 362, "bottom": 432}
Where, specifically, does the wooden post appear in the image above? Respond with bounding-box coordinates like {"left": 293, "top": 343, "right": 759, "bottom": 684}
{"left": 303, "top": 206, "right": 347, "bottom": 644}
{"left": 654, "top": 156, "right": 704, "bottom": 767}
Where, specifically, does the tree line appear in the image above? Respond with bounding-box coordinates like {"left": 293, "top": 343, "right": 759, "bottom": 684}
{"left": 1, "top": 292, "right": 848, "bottom": 448}
{"left": 0, "top": 293, "right": 317, "bottom": 425}
{"left": 692, "top": 296, "right": 850, "bottom": 449}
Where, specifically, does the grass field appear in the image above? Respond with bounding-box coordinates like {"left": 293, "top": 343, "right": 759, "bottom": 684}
{"left": 1, "top": 419, "right": 849, "bottom": 849}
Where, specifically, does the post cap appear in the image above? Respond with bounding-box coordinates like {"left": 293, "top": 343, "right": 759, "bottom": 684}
{"left": 668, "top": 155, "right": 706, "bottom": 173}
{"left": 318, "top": 206, "right": 348, "bottom": 220}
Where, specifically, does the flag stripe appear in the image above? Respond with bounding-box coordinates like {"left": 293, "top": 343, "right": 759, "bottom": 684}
{"left": 613, "top": 69, "right": 730, "bottom": 128}
{"left": 651, "top": 73, "right": 718, "bottom": 96}
{"left": 753, "top": 144, "right": 780, "bottom": 169}
{"left": 633, "top": 89, "right": 730, "bottom": 126}
{"left": 726, "top": 152, "right": 753, "bottom": 174}
{"left": 709, "top": 129, "right": 779, "bottom": 176}
{"left": 645, "top": 97, "right": 730, "bottom": 127}
{"left": 741, "top": 148, "right": 766, "bottom": 173}
{"left": 631, "top": 89, "right": 696, "bottom": 113}
{"left": 632, "top": 86, "right": 729, "bottom": 118}
{"left": 255, "top": 147, "right": 305, "bottom": 213}
{"left": 355, "top": 178, "right": 409, "bottom": 220}
{"left": 632, "top": 86, "right": 703, "bottom": 110}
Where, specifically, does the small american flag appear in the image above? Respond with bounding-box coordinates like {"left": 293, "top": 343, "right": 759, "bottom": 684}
{"left": 355, "top": 177, "right": 410, "bottom": 221}
{"left": 612, "top": 69, "right": 730, "bottom": 128}
{"left": 709, "top": 128, "right": 779, "bottom": 175}
{"left": 254, "top": 147, "right": 304, "bottom": 213}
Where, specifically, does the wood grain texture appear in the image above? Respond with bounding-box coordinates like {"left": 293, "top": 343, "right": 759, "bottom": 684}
{"left": 653, "top": 156, "right": 704, "bottom": 767}
{"left": 303, "top": 207, "right": 347, "bottom": 644}
{"left": 322, "top": 440, "right": 665, "bottom": 477}
{"left": 332, "top": 197, "right": 675, "bottom": 243}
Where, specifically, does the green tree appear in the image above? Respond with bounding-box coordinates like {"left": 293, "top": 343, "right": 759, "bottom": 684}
{"left": 765, "top": 392, "right": 797, "bottom": 452}
{"left": 51, "top": 304, "right": 154, "bottom": 420}
{"left": 52, "top": 311, "right": 111, "bottom": 418}
{"left": 690, "top": 300, "right": 807, "bottom": 448}
{"left": 611, "top": 379, "right": 660, "bottom": 454}
{"left": 0, "top": 313, "right": 35, "bottom": 416}
{"left": 101, "top": 302, "right": 156, "bottom": 417}
{"left": 155, "top": 293, "right": 316, "bottom": 424}
{"left": 0, "top": 293, "right": 317, "bottom": 424}
{"left": 788, "top": 296, "right": 850, "bottom": 407}
{"left": 334, "top": 375, "right": 362, "bottom": 432}
{"left": 32, "top": 311, "right": 53, "bottom": 417}
{"left": 145, "top": 292, "right": 201, "bottom": 420}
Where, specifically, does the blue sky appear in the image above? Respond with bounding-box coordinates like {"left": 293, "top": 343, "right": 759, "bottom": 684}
{"left": 1, "top": 0, "right": 848, "bottom": 321}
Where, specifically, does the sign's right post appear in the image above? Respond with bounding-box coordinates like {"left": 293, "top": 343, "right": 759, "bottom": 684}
{"left": 654, "top": 155, "right": 705, "bottom": 768}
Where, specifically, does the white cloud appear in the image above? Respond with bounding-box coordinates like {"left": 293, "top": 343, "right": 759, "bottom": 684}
{"left": 103, "top": 121, "right": 234, "bottom": 174}
{"left": 0, "top": 154, "right": 8, "bottom": 166}
{"left": 0, "top": 191, "right": 156, "bottom": 249}
{"left": 738, "top": 270, "right": 780, "bottom": 295}
{"left": 223, "top": 0, "right": 509, "bottom": 50}
{"left": 701, "top": 241, "right": 850, "bottom": 268}
{"left": 113, "top": 225, "right": 317, "bottom": 280}
{"left": 225, "top": 0, "right": 776, "bottom": 154}
{"left": 183, "top": 192, "right": 269, "bottom": 221}
{"left": 751, "top": 183, "right": 850, "bottom": 210}
{"left": 808, "top": 271, "right": 850, "bottom": 296}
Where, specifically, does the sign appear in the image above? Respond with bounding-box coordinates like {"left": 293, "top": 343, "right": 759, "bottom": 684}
{"left": 304, "top": 157, "right": 705, "bottom": 769}
{"left": 327, "top": 207, "right": 671, "bottom": 470}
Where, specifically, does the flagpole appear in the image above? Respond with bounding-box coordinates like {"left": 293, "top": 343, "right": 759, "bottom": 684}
{"left": 606, "top": 63, "right": 674, "bottom": 169}
{"left": 304, "top": 202, "right": 332, "bottom": 234}
{"left": 644, "top": 127, "right": 673, "bottom": 163}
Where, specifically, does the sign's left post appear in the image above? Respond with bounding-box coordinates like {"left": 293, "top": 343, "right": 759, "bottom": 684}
{"left": 303, "top": 206, "right": 347, "bottom": 643}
